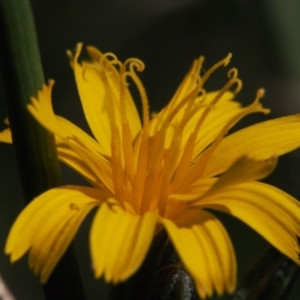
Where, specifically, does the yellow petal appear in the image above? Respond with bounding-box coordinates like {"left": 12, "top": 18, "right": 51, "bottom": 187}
{"left": 69, "top": 45, "right": 113, "bottom": 155}
{"left": 191, "top": 96, "right": 242, "bottom": 156}
{"left": 90, "top": 201, "right": 157, "bottom": 283}
{"left": 170, "top": 156, "right": 277, "bottom": 201}
{"left": 57, "top": 117, "right": 103, "bottom": 154}
{"left": 27, "top": 81, "right": 106, "bottom": 156}
{"left": 5, "top": 186, "right": 100, "bottom": 282}
{"left": 68, "top": 44, "right": 141, "bottom": 157}
{"left": 29, "top": 200, "right": 96, "bottom": 282}
{"left": 170, "top": 177, "right": 216, "bottom": 202}
{"left": 163, "top": 209, "right": 236, "bottom": 298}
{"left": 204, "top": 156, "right": 277, "bottom": 197}
{"left": 166, "top": 92, "right": 244, "bottom": 156}
{"left": 56, "top": 140, "right": 104, "bottom": 189}
{"left": 173, "top": 156, "right": 276, "bottom": 201}
{"left": 66, "top": 137, "right": 114, "bottom": 192}
{"left": 0, "top": 127, "right": 12, "bottom": 143}
{"left": 161, "top": 56, "right": 204, "bottom": 118}
{"left": 199, "top": 181, "right": 300, "bottom": 265}
{"left": 202, "top": 114, "right": 300, "bottom": 178}
{"left": 26, "top": 82, "right": 114, "bottom": 189}
{"left": 27, "top": 80, "right": 64, "bottom": 139}
{"left": 86, "top": 45, "right": 141, "bottom": 138}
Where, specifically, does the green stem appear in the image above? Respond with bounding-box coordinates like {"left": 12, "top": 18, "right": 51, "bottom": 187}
{"left": 0, "top": 1, "right": 86, "bottom": 299}
{"left": 226, "top": 246, "right": 299, "bottom": 300}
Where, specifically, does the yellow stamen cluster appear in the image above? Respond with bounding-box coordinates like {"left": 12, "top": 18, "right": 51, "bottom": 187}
{"left": 74, "top": 47, "right": 266, "bottom": 218}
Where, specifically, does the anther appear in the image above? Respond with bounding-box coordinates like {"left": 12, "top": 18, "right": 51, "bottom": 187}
{"left": 257, "top": 88, "right": 265, "bottom": 99}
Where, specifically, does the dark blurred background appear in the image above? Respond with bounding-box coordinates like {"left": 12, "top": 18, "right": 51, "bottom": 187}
{"left": 1, "top": 0, "right": 300, "bottom": 299}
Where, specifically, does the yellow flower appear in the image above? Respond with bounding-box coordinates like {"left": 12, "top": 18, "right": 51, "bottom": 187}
{"left": 2, "top": 43, "right": 300, "bottom": 299}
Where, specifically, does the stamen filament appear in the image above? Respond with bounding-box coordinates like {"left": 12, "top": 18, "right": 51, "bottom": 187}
{"left": 98, "top": 60, "right": 127, "bottom": 209}
{"left": 133, "top": 129, "right": 149, "bottom": 213}
{"left": 171, "top": 70, "right": 241, "bottom": 193}
{"left": 162, "top": 57, "right": 204, "bottom": 118}
{"left": 140, "top": 125, "right": 167, "bottom": 213}
{"left": 124, "top": 59, "right": 150, "bottom": 129}
{"left": 142, "top": 123, "right": 168, "bottom": 210}
{"left": 158, "top": 127, "right": 181, "bottom": 216}
{"left": 119, "top": 63, "right": 135, "bottom": 184}
{"left": 178, "top": 89, "right": 206, "bottom": 130}
{"left": 171, "top": 130, "right": 197, "bottom": 191}
{"left": 164, "top": 80, "right": 202, "bottom": 125}
{"left": 201, "top": 53, "right": 232, "bottom": 84}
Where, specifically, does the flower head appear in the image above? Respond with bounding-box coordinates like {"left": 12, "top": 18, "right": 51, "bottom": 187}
{"left": 2, "top": 43, "right": 300, "bottom": 299}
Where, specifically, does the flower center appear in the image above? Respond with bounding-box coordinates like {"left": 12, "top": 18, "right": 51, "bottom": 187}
{"left": 86, "top": 49, "right": 267, "bottom": 218}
